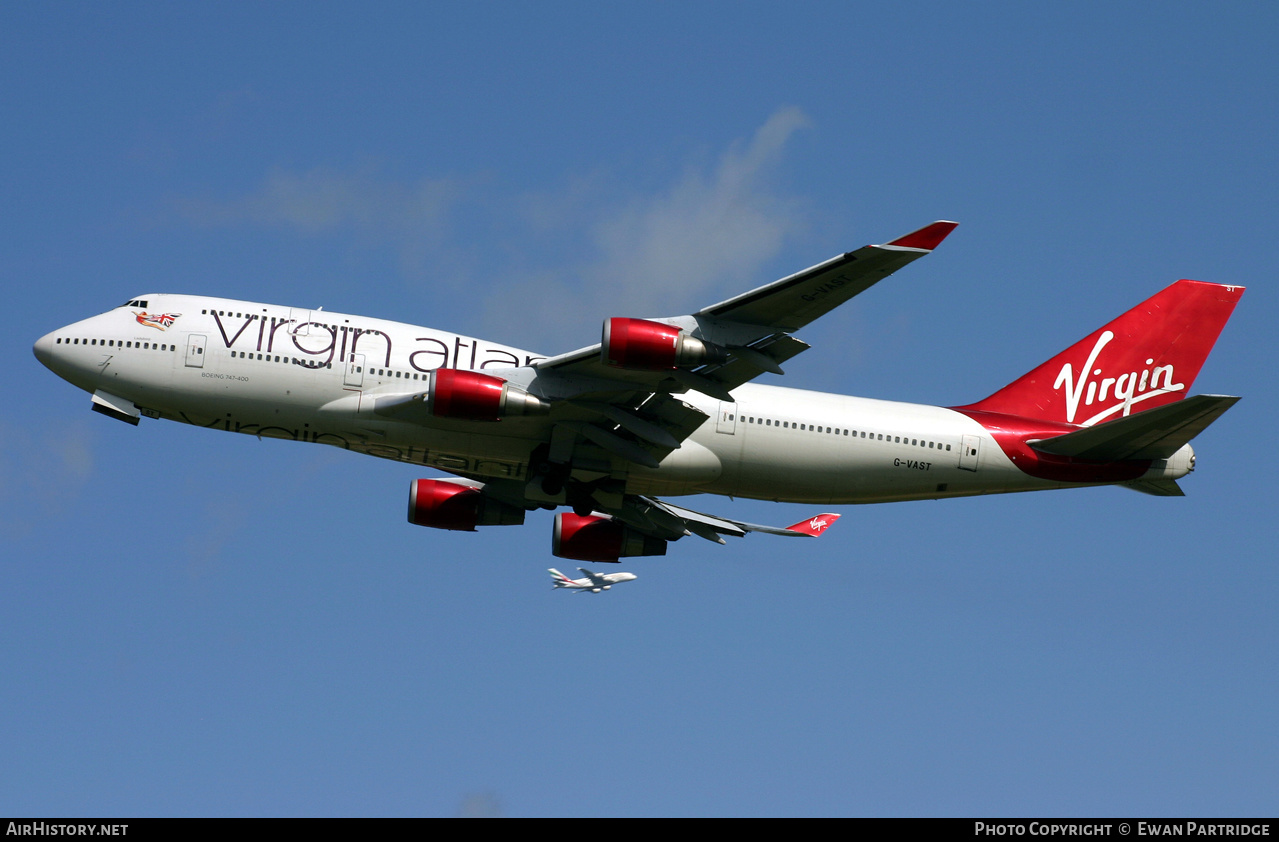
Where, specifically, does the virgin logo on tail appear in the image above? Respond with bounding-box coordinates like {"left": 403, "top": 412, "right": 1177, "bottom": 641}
{"left": 1054, "top": 330, "right": 1184, "bottom": 426}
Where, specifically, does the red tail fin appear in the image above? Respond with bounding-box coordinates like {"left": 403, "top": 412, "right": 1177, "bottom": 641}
{"left": 960, "top": 280, "right": 1243, "bottom": 426}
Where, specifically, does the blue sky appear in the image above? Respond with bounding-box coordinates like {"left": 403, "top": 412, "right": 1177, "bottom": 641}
{"left": 3, "top": 2, "right": 1276, "bottom": 817}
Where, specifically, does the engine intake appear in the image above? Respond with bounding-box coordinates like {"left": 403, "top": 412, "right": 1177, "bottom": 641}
{"left": 426, "top": 369, "right": 548, "bottom": 421}
{"left": 407, "top": 479, "right": 526, "bottom": 531}
{"left": 601, "top": 318, "right": 725, "bottom": 370}
{"left": 552, "top": 512, "right": 668, "bottom": 562}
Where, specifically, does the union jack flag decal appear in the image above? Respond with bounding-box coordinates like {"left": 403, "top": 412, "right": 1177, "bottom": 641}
{"left": 134, "top": 311, "right": 181, "bottom": 330}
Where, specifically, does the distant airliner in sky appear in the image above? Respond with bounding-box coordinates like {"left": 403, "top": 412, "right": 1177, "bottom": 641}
{"left": 549, "top": 567, "right": 638, "bottom": 593}
{"left": 33, "top": 221, "right": 1244, "bottom": 563}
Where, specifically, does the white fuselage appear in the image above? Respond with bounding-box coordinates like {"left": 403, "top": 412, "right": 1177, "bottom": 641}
{"left": 34, "top": 294, "right": 1186, "bottom": 505}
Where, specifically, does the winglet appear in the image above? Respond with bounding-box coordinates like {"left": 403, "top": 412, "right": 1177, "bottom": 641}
{"left": 885, "top": 220, "right": 959, "bottom": 251}
{"left": 785, "top": 513, "right": 841, "bottom": 536}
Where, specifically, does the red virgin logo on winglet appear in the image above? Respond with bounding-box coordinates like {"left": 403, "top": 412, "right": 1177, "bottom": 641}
{"left": 786, "top": 513, "right": 841, "bottom": 537}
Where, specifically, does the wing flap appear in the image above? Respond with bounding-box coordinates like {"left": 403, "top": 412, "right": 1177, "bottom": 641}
{"left": 569, "top": 401, "right": 681, "bottom": 448}
{"left": 698, "top": 334, "right": 811, "bottom": 394}
{"left": 559, "top": 420, "right": 662, "bottom": 469}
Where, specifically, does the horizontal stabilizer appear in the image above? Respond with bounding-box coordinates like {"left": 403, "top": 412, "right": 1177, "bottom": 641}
{"left": 1031, "top": 394, "right": 1240, "bottom": 461}
{"left": 1121, "top": 479, "right": 1186, "bottom": 497}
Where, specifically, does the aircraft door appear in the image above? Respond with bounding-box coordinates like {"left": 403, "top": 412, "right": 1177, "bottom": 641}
{"left": 289, "top": 308, "right": 311, "bottom": 336}
{"left": 959, "top": 434, "right": 980, "bottom": 471}
{"left": 344, "top": 353, "right": 365, "bottom": 387}
{"left": 715, "top": 402, "right": 737, "bottom": 435}
{"left": 184, "top": 334, "right": 207, "bottom": 368}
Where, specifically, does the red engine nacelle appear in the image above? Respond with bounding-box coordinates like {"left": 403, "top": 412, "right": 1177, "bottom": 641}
{"left": 407, "top": 479, "right": 526, "bottom": 531}
{"left": 427, "top": 368, "right": 547, "bottom": 421}
{"left": 600, "top": 318, "right": 724, "bottom": 370}
{"left": 552, "top": 512, "right": 668, "bottom": 562}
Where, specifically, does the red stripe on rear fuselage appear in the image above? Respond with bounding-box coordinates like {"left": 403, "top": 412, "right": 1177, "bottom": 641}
{"left": 951, "top": 407, "right": 1148, "bottom": 483}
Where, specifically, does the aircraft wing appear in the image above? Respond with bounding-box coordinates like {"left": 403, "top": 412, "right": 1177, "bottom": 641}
{"left": 696, "top": 220, "right": 959, "bottom": 332}
{"left": 499, "top": 221, "right": 959, "bottom": 468}
{"left": 533, "top": 220, "right": 958, "bottom": 392}
{"left": 595, "top": 494, "right": 841, "bottom": 546}
{"left": 578, "top": 568, "right": 610, "bottom": 586}
{"left": 384, "top": 221, "right": 948, "bottom": 552}
{"left": 474, "top": 475, "right": 841, "bottom": 548}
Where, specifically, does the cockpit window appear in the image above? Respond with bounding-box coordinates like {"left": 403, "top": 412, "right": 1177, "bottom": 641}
{"left": 123, "top": 299, "right": 149, "bottom": 308}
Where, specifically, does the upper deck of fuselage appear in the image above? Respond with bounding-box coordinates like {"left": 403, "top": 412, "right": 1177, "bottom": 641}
{"left": 35, "top": 293, "right": 545, "bottom": 379}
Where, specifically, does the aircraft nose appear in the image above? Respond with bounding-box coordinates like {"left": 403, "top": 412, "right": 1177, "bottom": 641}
{"left": 33, "top": 330, "right": 56, "bottom": 370}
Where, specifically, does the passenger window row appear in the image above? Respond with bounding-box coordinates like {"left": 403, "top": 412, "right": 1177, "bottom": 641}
{"left": 56, "top": 337, "right": 173, "bottom": 351}
{"left": 230, "top": 350, "right": 333, "bottom": 368}
{"left": 729, "top": 413, "right": 952, "bottom": 451}
{"left": 356, "top": 367, "right": 424, "bottom": 380}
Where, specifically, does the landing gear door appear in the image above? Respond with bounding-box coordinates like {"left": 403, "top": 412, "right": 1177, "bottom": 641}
{"left": 959, "top": 434, "right": 980, "bottom": 471}
{"left": 185, "top": 334, "right": 207, "bottom": 369}
{"left": 344, "top": 353, "right": 365, "bottom": 388}
{"left": 715, "top": 402, "right": 737, "bottom": 435}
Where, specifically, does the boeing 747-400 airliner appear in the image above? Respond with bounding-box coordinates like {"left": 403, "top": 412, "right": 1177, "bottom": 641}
{"left": 33, "top": 221, "right": 1243, "bottom": 563}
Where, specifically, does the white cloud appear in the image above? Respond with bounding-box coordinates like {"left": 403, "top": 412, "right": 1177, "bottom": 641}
{"left": 484, "top": 107, "right": 812, "bottom": 349}
{"left": 174, "top": 107, "right": 812, "bottom": 352}
{"left": 179, "top": 166, "right": 460, "bottom": 252}
{"left": 592, "top": 106, "right": 811, "bottom": 308}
